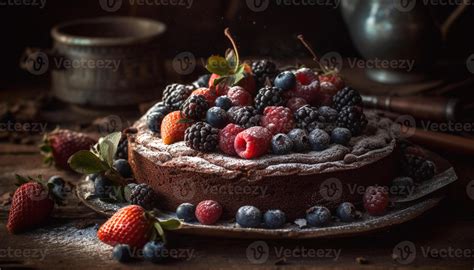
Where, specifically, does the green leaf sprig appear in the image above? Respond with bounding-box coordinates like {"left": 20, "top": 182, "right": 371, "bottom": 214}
{"left": 68, "top": 132, "right": 126, "bottom": 186}
{"left": 205, "top": 28, "right": 247, "bottom": 88}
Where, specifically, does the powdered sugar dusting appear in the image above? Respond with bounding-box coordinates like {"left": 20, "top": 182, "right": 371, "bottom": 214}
{"left": 130, "top": 111, "right": 396, "bottom": 180}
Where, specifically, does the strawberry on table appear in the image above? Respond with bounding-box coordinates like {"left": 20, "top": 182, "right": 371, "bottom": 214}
{"left": 7, "top": 175, "right": 63, "bottom": 234}
{"left": 40, "top": 129, "right": 96, "bottom": 170}
{"left": 97, "top": 205, "right": 153, "bottom": 248}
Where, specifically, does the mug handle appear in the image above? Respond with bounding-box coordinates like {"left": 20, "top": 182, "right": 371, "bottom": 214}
{"left": 441, "top": 1, "right": 469, "bottom": 40}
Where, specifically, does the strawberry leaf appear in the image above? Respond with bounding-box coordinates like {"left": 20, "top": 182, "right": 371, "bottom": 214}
{"left": 153, "top": 222, "right": 166, "bottom": 243}
{"left": 205, "top": 55, "right": 231, "bottom": 76}
{"left": 232, "top": 64, "right": 246, "bottom": 85}
{"left": 68, "top": 150, "right": 108, "bottom": 174}
{"left": 159, "top": 219, "right": 181, "bottom": 230}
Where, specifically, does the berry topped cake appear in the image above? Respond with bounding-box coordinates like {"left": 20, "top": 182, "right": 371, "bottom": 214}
{"left": 125, "top": 30, "right": 406, "bottom": 221}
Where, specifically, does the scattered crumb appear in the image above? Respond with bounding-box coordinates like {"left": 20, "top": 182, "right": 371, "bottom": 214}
{"left": 356, "top": 257, "right": 369, "bottom": 264}
{"left": 294, "top": 219, "right": 307, "bottom": 228}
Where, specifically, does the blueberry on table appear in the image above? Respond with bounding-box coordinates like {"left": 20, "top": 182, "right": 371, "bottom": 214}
{"left": 143, "top": 241, "right": 167, "bottom": 263}
{"left": 94, "top": 174, "right": 112, "bottom": 198}
{"left": 206, "top": 107, "right": 229, "bottom": 128}
{"left": 336, "top": 202, "right": 359, "bottom": 222}
{"left": 331, "top": 127, "right": 352, "bottom": 146}
{"left": 274, "top": 71, "right": 296, "bottom": 91}
{"left": 236, "top": 205, "right": 262, "bottom": 228}
{"left": 176, "top": 203, "right": 196, "bottom": 222}
{"left": 287, "top": 128, "right": 310, "bottom": 152}
{"left": 309, "top": 128, "right": 330, "bottom": 151}
{"left": 215, "top": 96, "right": 233, "bottom": 111}
{"left": 263, "top": 209, "right": 286, "bottom": 229}
{"left": 306, "top": 206, "right": 331, "bottom": 227}
{"left": 112, "top": 244, "right": 132, "bottom": 263}
{"left": 271, "top": 133, "right": 294, "bottom": 155}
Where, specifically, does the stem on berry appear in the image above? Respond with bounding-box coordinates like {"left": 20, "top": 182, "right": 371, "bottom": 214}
{"left": 224, "top": 28, "right": 240, "bottom": 72}
{"left": 297, "top": 34, "right": 327, "bottom": 73}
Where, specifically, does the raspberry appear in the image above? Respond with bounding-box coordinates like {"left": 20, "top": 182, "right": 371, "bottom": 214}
{"left": 319, "top": 73, "right": 345, "bottom": 91}
{"left": 260, "top": 106, "right": 294, "bottom": 134}
{"left": 227, "top": 86, "right": 253, "bottom": 106}
{"left": 234, "top": 126, "right": 272, "bottom": 159}
{"left": 286, "top": 97, "right": 308, "bottom": 113}
{"left": 219, "top": 124, "right": 245, "bottom": 156}
{"left": 363, "top": 186, "right": 389, "bottom": 216}
{"left": 295, "top": 68, "right": 318, "bottom": 85}
{"left": 286, "top": 81, "right": 320, "bottom": 104}
{"left": 317, "top": 81, "right": 339, "bottom": 107}
{"left": 254, "top": 86, "right": 285, "bottom": 113}
{"left": 195, "top": 200, "right": 223, "bottom": 225}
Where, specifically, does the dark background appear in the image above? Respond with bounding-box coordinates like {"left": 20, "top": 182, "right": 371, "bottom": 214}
{"left": 0, "top": 0, "right": 473, "bottom": 87}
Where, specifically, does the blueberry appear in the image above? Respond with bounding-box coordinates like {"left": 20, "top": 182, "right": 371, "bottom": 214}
{"left": 215, "top": 96, "right": 233, "bottom": 111}
{"left": 48, "top": 176, "right": 67, "bottom": 199}
{"left": 112, "top": 244, "right": 132, "bottom": 263}
{"left": 391, "top": 177, "right": 414, "bottom": 197}
{"left": 176, "top": 203, "right": 196, "bottom": 222}
{"left": 193, "top": 74, "right": 211, "bottom": 88}
{"left": 336, "top": 202, "right": 359, "bottom": 222}
{"left": 206, "top": 107, "right": 228, "bottom": 128}
{"left": 94, "top": 174, "right": 112, "bottom": 198}
{"left": 306, "top": 206, "right": 331, "bottom": 227}
{"left": 274, "top": 71, "right": 296, "bottom": 91}
{"left": 287, "top": 129, "right": 310, "bottom": 152}
{"left": 331, "top": 127, "right": 352, "bottom": 146}
{"left": 271, "top": 133, "right": 294, "bottom": 155}
{"left": 263, "top": 209, "right": 286, "bottom": 229}
{"left": 143, "top": 241, "right": 167, "bottom": 263}
{"left": 113, "top": 159, "right": 132, "bottom": 178}
{"left": 309, "top": 128, "right": 330, "bottom": 151}
{"left": 147, "top": 111, "right": 166, "bottom": 133}
{"left": 48, "top": 176, "right": 65, "bottom": 187}
{"left": 236, "top": 205, "right": 262, "bottom": 228}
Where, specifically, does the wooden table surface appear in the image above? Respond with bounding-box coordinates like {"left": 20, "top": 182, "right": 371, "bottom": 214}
{"left": 1, "top": 81, "right": 474, "bottom": 270}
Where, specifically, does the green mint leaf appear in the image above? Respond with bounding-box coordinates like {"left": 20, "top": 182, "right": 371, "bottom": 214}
{"left": 103, "top": 131, "right": 122, "bottom": 156}
{"left": 205, "top": 55, "right": 231, "bottom": 76}
{"left": 159, "top": 219, "right": 181, "bottom": 230}
{"left": 99, "top": 139, "right": 115, "bottom": 167}
{"left": 68, "top": 150, "right": 108, "bottom": 174}
{"left": 153, "top": 222, "right": 166, "bottom": 243}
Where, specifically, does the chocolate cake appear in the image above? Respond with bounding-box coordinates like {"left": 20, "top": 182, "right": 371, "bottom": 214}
{"left": 128, "top": 111, "right": 398, "bottom": 220}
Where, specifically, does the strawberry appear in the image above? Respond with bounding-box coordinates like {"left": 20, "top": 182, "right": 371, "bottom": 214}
{"left": 40, "top": 129, "right": 96, "bottom": 170}
{"left": 7, "top": 176, "right": 62, "bottom": 234}
{"left": 319, "top": 73, "right": 345, "bottom": 91}
{"left": 97, "top": 205, "right": 153, "bottom": 248}
{"left": 208, "top": 74, "right": 230, "bottom": 96}
{"left": 160, "top": 111, "right": 193, "bottom": 145}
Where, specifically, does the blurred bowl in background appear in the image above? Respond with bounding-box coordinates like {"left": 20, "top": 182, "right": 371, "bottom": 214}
{"left": 50, "top": 16, "right": 166, "bottom": 107}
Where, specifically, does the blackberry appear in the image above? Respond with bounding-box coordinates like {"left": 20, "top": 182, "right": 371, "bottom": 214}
{"left": 401, "top": 154, "right": 436, "bottom": 182}
{"left": 229, "top": 106, "right": 261, "bottom": 128}
{"left": 184, "top": 122, "right": 219, "bottom": 152}
{"left": 251, "top": 59, "right": 279, "bottom": 89}
{"left": 254, "top": 86, "right": 285, "bottom": 113}
{"left": 332, "top": 87, "right": 363, "bottom": 111}
{"left": 162, "top": 84, "right": 193, "bottom": 110}
{"left": 336, "top": 106, "right": 368, "bottom": 136}
{"left": 294, "top": 105, "right": 319, "bottom": 132}
{"left": 181, "top": 94, "right": 208, "bottom": 120}
{"left": 130, "top": 183, "right": 157, "bottom": 210}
